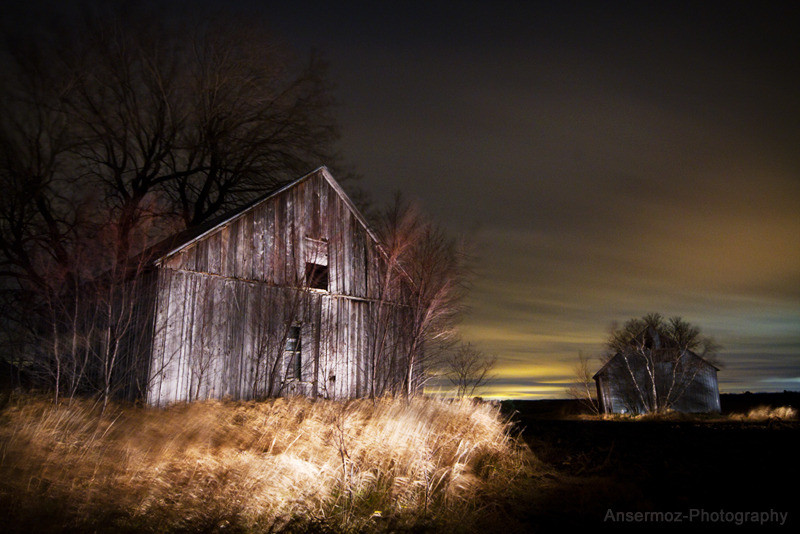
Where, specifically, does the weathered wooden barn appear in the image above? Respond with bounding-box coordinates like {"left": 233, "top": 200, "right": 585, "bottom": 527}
{"left": 115, "top": 167, "right": 414, "bottom": 405}
{"left": 593, "top": 329, "right": 721, "bottom": 414}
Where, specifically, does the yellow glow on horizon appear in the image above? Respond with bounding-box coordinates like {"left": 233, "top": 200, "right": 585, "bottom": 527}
{"left": 493, "top": 362, "right": 573, "bottom": 379}
{"left": 426, "top": 383, "right": 570, "bottom": 400}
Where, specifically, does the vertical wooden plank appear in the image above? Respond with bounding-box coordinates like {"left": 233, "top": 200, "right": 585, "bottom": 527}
{"left": 241, "top": 212, "right": 253, "bottom": 279}
{"left": 275, "top": 196, "right": 285, "bottom": 286}
{"left": 148, "top": 269, "right": 169, "bottom": 405}
{"left": 184, "top": 247, "right": 196, "bottom": 272}
{"left": 170, "top": 271, "right": 189, "bottom": 403}
{"left": 226, "top": 220, "right": 238, "bottom": 277}
{"left": 219, "top": 226, "right": 231, "bottom": 276}
{"left": 311, "top": 176, "right": 321, "bottom": 237}
{"left": 198, "top": 238, "right": 209, "bottom": 273}
{"left": 312, "top": 293, "right": 321, "bottom": 397}
{"left": 207, "top": 232, "right": 221, "bottom": 273}
{"left": 319, "top": 173, "right": 329, "bottom": 241}
{"left": 166, "top": 271, "right": 182, "bottom": 403}
{"left": 340, "top": 299, "right": 347, "bottom": 397}
{"left": 335, "top": 191, "right": 343, "bottom": 295}
{"left": 349, "top": 301, "right": 357, "bottom": 397}
{"left": 175, "top": 272, "right": 190, "bottom": 401}
{"left": 297, "top": 180, "right": 308, "bottom": 241}
{"left": 252, "top": 206, "right": 265, "bottom": 281}
{"left": 191, "top": 273, "right": 208, "bottom": 401}
{"left": 286, "top": 190, "right": 297, "bottom": 286}
{"left": 360, "top": 228, "right": 368, "bottom": 297}
{"left": 341, "top": 211, "right": 349, "bottom": 296}
{"left": 326, "top": 184, "right": 337, "bottom": 294}
{"left": 324, "top": 296, "right": 335, "bottom": 399}
{"left": 264, "top": 203, "right": 275, "bottom": 284}
{"left": 233, "top": 280, "right": 247, "bottom": 399}
{"left": 352, "top": 227, "right": 362, "bottom": 298}
{"left": 214, "top": 278, "right": 227, "bottom": 398}
{"left": 224, "top": 279, "right": 236, "bottom": 398}
{"left": 355, "top": 303, "right": 363, "bottom": 397}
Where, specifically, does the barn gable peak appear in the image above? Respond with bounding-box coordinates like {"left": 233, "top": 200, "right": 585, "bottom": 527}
{"left": 153, "top": 166, "right": 378, "bottom": 266}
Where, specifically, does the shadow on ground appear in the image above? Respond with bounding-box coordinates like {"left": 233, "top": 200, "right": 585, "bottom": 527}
{"left": 499, "top": 394, "right": 799, "bottom": 532}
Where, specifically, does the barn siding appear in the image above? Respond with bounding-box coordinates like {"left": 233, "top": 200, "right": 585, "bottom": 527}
{"left": 145, "top": 169, "right": 408, "bottom": 405}
{"left": 595, "top": 353, "right": 720, "bottom": 414}
{"left": 160, "top": 172, "right": 381, "bottom": 301}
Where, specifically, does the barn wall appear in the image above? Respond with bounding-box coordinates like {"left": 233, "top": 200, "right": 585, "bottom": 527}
{"left": 160, "top": 171, "right": 382, "bottom": 300}
{"left": 146, "top": 271, "right": 409, "bottom": 406}
{"left": 149, "top": 269, "right": 306, "bottom": 405}
{"left": 145, "top": 170, "right": 413, "bottom": 405}
{"left": 671, "top": 366, "right": 721, "bottom": 412}
{"left": 596, "top": 353, "right": 721, "bottom": 414}
{"left": 596, "top": 356, "right": 649, "bottom": 414}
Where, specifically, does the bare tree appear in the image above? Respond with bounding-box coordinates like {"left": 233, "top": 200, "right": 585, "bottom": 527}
{"left": 369, "top": 197, "right": 469, "bottom": 397}
{"left": 58, "top": 10, "right": 342, "bottom": 267}
{"left": 443, "top": 343, "right": 496, "bottom": 398}
{"left": 566, "top": 352, "right": 600, "bottom": 415}
{"left": 0, "top": 4, "right": 345, "bottom": 404}
{"left": 366, "top": 197, "right": 420, "bottom": 397}
{"left": 399, "top": 222, "right": 469, "bottom": 396}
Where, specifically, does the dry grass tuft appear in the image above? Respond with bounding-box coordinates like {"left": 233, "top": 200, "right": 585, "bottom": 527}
{"left": 729, "top": 405, "right": 798, "bottom": 421}
{"left": 0, "top": 395, "right": 535, "bottom": 533}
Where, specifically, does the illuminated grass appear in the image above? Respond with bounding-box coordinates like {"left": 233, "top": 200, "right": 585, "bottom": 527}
{"left": 0, "top": 395, "right": 535, "bottom": 532}
{"left": 729, "top": 405, "right": 798, "bottom": 421}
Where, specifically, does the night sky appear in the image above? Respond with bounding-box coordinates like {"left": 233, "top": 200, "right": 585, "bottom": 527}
{"left": 7, "top": 1, "right": 800, "bottom": 398}
{"left": 268, "top": 1, "right": 800, "bottom": 398}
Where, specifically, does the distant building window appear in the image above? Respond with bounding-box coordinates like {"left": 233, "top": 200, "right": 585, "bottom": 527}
{"left": 285, "top": 326, "right": 302, "bottom": 380}
{"left": 305, "top": 262, "right": 329, "bottom": 291}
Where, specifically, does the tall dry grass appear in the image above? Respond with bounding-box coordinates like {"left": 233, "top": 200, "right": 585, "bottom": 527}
{"left": 728, "top": 405, "right": 798, "bottom": 421}
{"left": 0, "top": 395, "right": 535, "bottom": 533}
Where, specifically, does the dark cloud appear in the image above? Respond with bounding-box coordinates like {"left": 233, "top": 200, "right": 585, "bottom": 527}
{"left": 9, "top": 1, "right": 795, "bottom": 397}
{"left": 262, "top": 1, "right": 800, "bottom": 397}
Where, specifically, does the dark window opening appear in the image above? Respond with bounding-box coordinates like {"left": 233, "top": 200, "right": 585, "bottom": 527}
{"left": 305, "top": 262, "right": 329, "bottom": 290}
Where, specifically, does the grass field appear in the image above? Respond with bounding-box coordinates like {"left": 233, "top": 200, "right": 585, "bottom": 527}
{"left": 0, "top": 395, "right": 535, "bottom": 533}
{"left": 1, "top": 392, "right": 797, "bottom": 532}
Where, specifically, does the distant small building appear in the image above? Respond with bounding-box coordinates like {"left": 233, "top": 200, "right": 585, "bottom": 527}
{"left": 593, "top": 327, "right": 721, "bottom": 414}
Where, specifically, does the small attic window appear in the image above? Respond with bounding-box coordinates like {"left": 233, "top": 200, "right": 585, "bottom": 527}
{"left": 304, "top": 237, "right": 329, "bottom": 290}
{"left": 305, "top": 262, "right": 329, "bottom": 291}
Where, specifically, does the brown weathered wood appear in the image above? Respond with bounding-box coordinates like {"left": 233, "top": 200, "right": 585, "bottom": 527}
{"left": 129, "top": 168, "right": 411, "bottom": 405}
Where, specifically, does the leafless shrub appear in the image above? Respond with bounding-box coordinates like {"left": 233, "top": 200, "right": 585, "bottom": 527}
{"left": 443, "top": 342, "right": 497, "bottom": 398}
{"left": 566, "top": 352, "right": 600, "bottom": 415}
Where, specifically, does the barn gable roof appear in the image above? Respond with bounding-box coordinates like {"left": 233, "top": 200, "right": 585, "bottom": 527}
{"left": 149, "top": 166, "right": 379, "bottom": 267}
{"left": 592, "top": 349, "right": 719, "bottom": 381}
